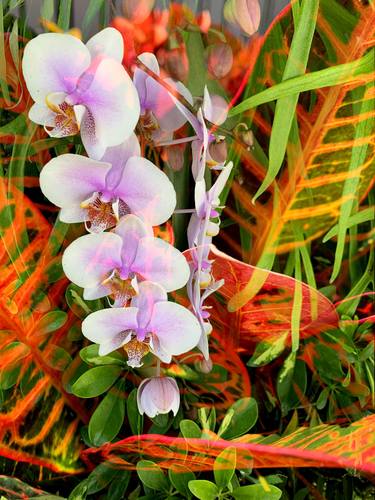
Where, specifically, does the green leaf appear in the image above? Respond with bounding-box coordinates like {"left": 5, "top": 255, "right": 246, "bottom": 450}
{"left": 232, "top": 484, "right": 282, "bottom": 499}
{"left": 0, "top": 204, "right": 15, "bottom": 230}
{"left": 323, "top": 207, "right": 375, "bottom": 241}
{"left": 65, "top": 283, "right": 103, "bottom": 319}
{"left": 247, "top": 332, "right": 288, "bottom": 366}
{"left": 168, "top": 465, "right": 195, "bottom": 498}
{"left": 221, "top": 398, "right": 258, "bottom": 439}
{"left": 86, "top": 463, "right": 119, "bottom": 494}
{"left": 229, "top": 49, "right": 374, "bottom": 116}
{"left": 136, "top": 460, "right": 169, "bottom": 491}
{"left": 88, "top": 379, "right": 126, "bottom": 446}
{"left": 315, "top": 343, "right": 345, "bottom": 381}
{"left": 180, "top": 419, "right": 201, "bottom": 438}
{"left": 213, "top": 447, "right": 236, "bottom": 489}
{"left": 36, "top": 310, "right": 67, "bottom": 335}
{"left": 127, "top": 388, "right": 143, "bottom": 434}
{"left": 316, "top": 386, "right": 330, "bottom": 410}
{"left": 277, "top": 353, "right": 307, "bottom": 415}
{"left": 252, "top": 0, "right": 319, "bottom": 202}
{"left": 80, "top": 344, "right": 126, "bottom": 367}
{"left": 71, "top": 366, "right": 122, "bottom": 398}
{"left": 106, "top": 471, "right": 131, "bottom": 500}
{"left": 188, "top": 480, "right": 219, "bottom": 500}
{"left": 82, "top": 0, "right": 105, "bottom": 36}
{"left": 330, "top": 83, "right": 374, "bottom": 281}
{"left": 57, "top": 0, "right": 72, "bottom": 31}
{"left": 41, "top": 0, "right": 55, "bottom": 21}
{"left": 44, "top": 345, "right": 72, "bottom": 371}
{"left": 185, "top": 31, "right": 207, "bottom": 96}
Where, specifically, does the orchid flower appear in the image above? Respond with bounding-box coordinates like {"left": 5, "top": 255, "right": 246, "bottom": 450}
{"left": 164, "top": 86, "right": 228, "bottom": 181}
{"left": 62, "top": 215, "right": 190, "bottom": 305}
{"left": 39, "top": 134, "right": 176, "bottom": 231}
{"left": 22, "top": 28, "right": 140, "bottom": 159}
{"left": 134, "top": 52, "right": 193, "bottom": 139}
{"left": 137, "top": 376, "right": 180, "bottom": 418}
{"left": 82, "top": 281, "right": 201, "bottom": 366}
{"left": 187, "top": 163, "right": 233, "bottom": 359}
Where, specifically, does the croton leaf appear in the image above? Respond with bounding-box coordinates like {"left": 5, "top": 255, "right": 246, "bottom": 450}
{"left": 0, "top": 180, "right": 87, "bottom": 473}
{"left": 81, "top": 413, "right": 375, "bottom": 473}
{"left": 223, "top": 0, "right": 375, "bottom": 266}
{"left": 204, "top": 246, "right": 338, "bottom": 350}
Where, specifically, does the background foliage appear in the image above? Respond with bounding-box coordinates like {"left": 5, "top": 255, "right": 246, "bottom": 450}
{"left": 0, "top": 0, "right": 374, "bottom": 498}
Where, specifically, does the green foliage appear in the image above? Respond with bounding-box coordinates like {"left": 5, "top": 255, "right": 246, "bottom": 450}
{"left": 71, "top": 366, "right": 122, "bottom": 398}
{"left": 88, "top": 379, "right": 126, "bottom": 446}
{"left": 231, "top": 484, "right": 282, "bottom": 499}
{"left": 188, "top": 480, "right": 219, "bottom": 500}
{"left": 136, "top": 460, "right": 169, "bottom": 492}
{"left": 220, "top": 398, "right": 258, "bottom": 439}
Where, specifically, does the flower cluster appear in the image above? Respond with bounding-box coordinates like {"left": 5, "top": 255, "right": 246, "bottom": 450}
{"left": 23, "top": 25, "right": 231, "bottom": 419}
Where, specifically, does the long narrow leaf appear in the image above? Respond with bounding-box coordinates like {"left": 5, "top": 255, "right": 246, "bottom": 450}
{"left": 228, "top": 50, "right": 373, "bottom": 116}
{"left": 252, "top": 0, "right": 320, "bottom": 202}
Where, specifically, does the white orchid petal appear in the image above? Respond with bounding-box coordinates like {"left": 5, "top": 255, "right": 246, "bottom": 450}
{"left": 80, "top": 58, "right": 140, "bottom": 154}
{"left": 115, "top": 156, "right": 176, "bottom": 226}
{"left": 62, "top": 232, "right": 123, "bottom": 289}
{"left": 86, "top": 27, "right": 124, "bottom": 62}
{"left": 39, "top": 154, "right": 110, "bottom": 209}
{"left": 82, "top": 307, "right": 138, "bottom": 346}
{"left": 149, "top": 302, "right": 201, "bottom": 356}
{"left": 28, "top": 102, "right": 55, "bottom": 126}
{"left": 133, "top": 237, "right": 190, "bottom": 292}
{"left": 22, "top": 33, "right": 91, "bottom": 102}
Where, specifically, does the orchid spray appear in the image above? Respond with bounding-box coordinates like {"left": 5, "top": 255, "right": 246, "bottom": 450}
{"left": 24, "top": 23, "right": 232, "bottom": 421}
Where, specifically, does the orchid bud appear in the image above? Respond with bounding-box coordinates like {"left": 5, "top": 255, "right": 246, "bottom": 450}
{"left": 197, "top": 357, "right": 213, "bottom": 374}
{"left": 197, "top": 10, "right": 211, "bottom": 33}
{"left": 224, "top": 0, "right": 261, "bottom": 37}
{"left": 165, "top": 144, "right": 185, "bottom": 171}
{"left": 235, "top": 123, "right": 254, "bottom": 148}
{"left": 137, "top": 377, "right": 180, "bottom": 418}
{"left": 159, "top": 47, "right": 189, "bottom": 82}
{"left": 208, "top": 139, "right": 228, "bottom": 165}
{"left": 123, "top": 0, "right": 155, "bottom": 24}
{"left": 207, "top": 43, "right": 233, "bottom": 79}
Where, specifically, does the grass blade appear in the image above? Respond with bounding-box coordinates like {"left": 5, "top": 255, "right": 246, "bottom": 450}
{"left": 252, "top": 0, "right": 320, "bottom": 202}
{"left": 228, "top": 50, "right": 374, "bottom": 117}
{"left": 57, "top": 0, "right": 72, "bottom": 31}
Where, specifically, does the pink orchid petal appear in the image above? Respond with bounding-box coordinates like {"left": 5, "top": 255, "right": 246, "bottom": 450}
{"left": 62, "top": 232, "right": 122, "bottom": 289}
{"left": 79, "top": 58, "right": 140, "bottom": 158}
{"left": 102, "top": 134, "right": 141, "bottom": 191}
{"left": 114, "top": 215, "right": 151, "bottom": 270}
{"left": 133, "top": 237, "right": 190, "bottom": 292}
{"left": 28, "top": 103, "right": 55, "bottom": 126}
{"left": 149, "top": 302, "right": 201, "bottom": 356}
{"left": 82, "top": 307, "right": 138, "bottom": 354}
{"left": 39, "top": 154, "right": 111, "bottom": 211}
{"left": 202, "top": 87, "right": 228, "bottom": 125}
{"left": 131, "top": 281, "right": 167, "bottom": 330}
{"left": 86, "top": 27, "right": 123, "bottom": 63}
{"left": 115, "top": 156, "right": 176, "bottom": 226}
{"left": 22, "top": 33, "right": 91, "bottom": 102}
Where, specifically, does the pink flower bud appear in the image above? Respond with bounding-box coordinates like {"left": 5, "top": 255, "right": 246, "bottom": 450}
{"left": 158, "top": 47, "right": 189, "bottom": 82}
{"left": 123, "top": 0, "right": 155, "bottom": 24}
{"left": 224, "top": 0, "right": 261, "bottom": 37}
{"left": 207, "top": 43, "right": 233, "bottom": 79}
{"left": 208, "top": 139, "right": 228, "bottom": 164}
{"left": 197, "top": 357, "right": 213, "bottom": 374}
{"left": 164, "top": 144, "right": 186, "bottom": 171}
{"left": 137, "top": 377, "right": 180, "bottom": 418}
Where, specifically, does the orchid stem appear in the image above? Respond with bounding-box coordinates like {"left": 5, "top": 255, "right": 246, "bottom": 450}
{"left": 174, "top": 209, "right": 195, "bottom": 214}
{"left": 155, "top": 136, "right": 198, "bottom": 147}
